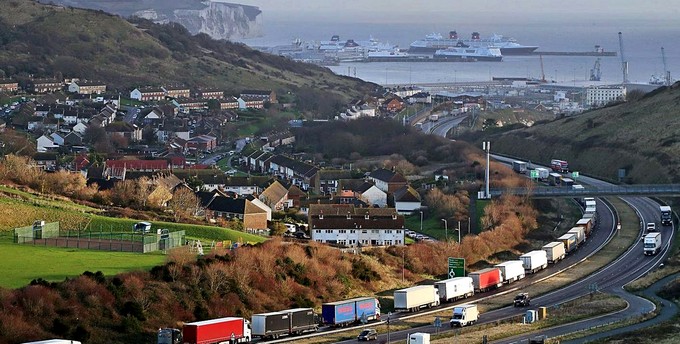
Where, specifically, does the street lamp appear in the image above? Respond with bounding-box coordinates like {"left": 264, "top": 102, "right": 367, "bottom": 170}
{"left": 419, "top": 211, "right": 424, "bottom": 233}
{"left": 441, "top": 219, "right": 448, "bottom": 241}
{"left": 457, "top": 221, "right": 462, "bottom": 243}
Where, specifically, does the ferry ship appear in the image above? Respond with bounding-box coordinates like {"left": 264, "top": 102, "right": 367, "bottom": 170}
{"left": 433, "top": 43, "right": 503, "bottom": 62}
{"left": 409, "top": 31, "right": 538, "bottom": 55}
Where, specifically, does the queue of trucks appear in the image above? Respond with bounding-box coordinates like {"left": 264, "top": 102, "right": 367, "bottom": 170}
{"left": 394, "top": 285, "right": 441, "bottom": 312}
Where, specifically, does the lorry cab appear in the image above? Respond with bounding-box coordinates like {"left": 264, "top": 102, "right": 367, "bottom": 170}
{"left": 450, "top": 304, "right": 479, "bottom": 327}
{"left": 157, "top": 328, "right": 182, "bottom": 344}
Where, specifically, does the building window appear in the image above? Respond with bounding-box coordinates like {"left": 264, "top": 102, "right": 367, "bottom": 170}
{"left": 326, "top": 230, "right": 333, "bottom": 234}
{"left": 339, "top": 229, "right": 347, "bottom": 233}
{"left": 350, "top": 230, "right": 356, "bottom": 233}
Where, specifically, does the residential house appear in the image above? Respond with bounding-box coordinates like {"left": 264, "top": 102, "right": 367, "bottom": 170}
{"left": 29, "top": 78, "right": 62, "bottom": 93}
{"left": 50, "top": 132, "right": 65, "bottom": 146}
{"left": 368, "top": 168, "right": 408, "bottom": 194}
{"left": 174, "top": 98, "right": 207, "bottom": 113}
{"left": 72, "top": 154, "right": 90, "bottom": 171}
{"left": 287, "top": 184, "right": 306, "bottom": 208}
{"left": 130, "top": 87, "right": 166, "bottom": 101}
{"left": 220, "top": 97, "right": 239, "bottom": 110}
{"left": 72, "top": 122, "right": 88, "bottom": 134}
{"left": 202, "top": 193, "right": 269, "bottom": 230}
{"left": 104, "top": 159, "right": 171, "bottom": 179}
{"left": 68, "top": 81, "right": 107, "bottom": 95}
{"left": 0, "top": 78, "right": 18, "bottom": 92}
{"left": 105, "top": 122, "right": 142, "bottom": 142}
{"left": 163, "top": 86, "right": 191, "bottom": 99}
{"left": 147, "top": 172, "right": 184, "bottom": 208}
{"left": 237, "top": 96, "right": 265, "bottom": 109}
{"left": 309, "top": 204, "right": 405, "bottom": 247}
{"left": 392, "top": 185, "right": 422, "bottom": 215}
{"left": 194, "top": 88, "right": 224, "bottom": 100}
{"left": 384, "top": 97, "right": 405, "bottom": 113}
{"left": 245, "top": 150, "right": 273, "bottom": 174}
{"left": 259, "top": 180, "right": 289, "bottom": 211}
{"left": 267, "top": 155, "right": 318, "bottom": 191}
{"left": 407, "top": 92, "right": 432, "bottom": 104}
{"left": 221, "top": 176, "right": 270, "bottom": 195}
{"left": 316, "top": 169, "right": 353, "bottom": 195}
{"left": 33, "top": 152, "right": 58, "bottom": 171}
{"left": 36, "top": 135, "right": 58, "bottom": 152}
{"left": 340, "top": 180, "right": 387, "bottom": 208}
{"left": 240, "top": 89, "right": 276, "bottom": 103}
{"left": 187, "top": 135, "right": 217, "bottom": 152}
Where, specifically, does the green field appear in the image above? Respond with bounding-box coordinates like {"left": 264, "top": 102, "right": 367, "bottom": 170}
{"left": 0, "top": 234, "right": 165, "bottom": 289}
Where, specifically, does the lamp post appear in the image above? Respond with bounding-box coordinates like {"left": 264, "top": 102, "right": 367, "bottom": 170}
{"left": 419, "top": 211, "right": 424, "bottom": 233}
{"left": 441, "top": 219, "right": 448, "bottom": 241}
{"left": 457, "top": 221, "right": 462, "bottom": 243}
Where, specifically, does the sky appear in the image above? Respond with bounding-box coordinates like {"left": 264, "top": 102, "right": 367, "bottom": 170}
{"left": 222, "top": 0, "right": 680, "bottom": 24}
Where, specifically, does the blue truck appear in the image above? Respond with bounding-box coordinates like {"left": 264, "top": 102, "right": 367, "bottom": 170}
{"left": 321, "top": 297, "right": 380, "bottom": 326}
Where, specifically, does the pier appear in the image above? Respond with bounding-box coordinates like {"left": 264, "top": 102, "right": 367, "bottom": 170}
{"left": 531, "top": 51, "right": 617, "bottom": 57}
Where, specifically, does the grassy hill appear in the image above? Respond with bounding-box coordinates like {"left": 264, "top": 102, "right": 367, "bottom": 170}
{"left": 479, "top": 83, "right": 680, "bottom": 183}
{"left": 0, "top": 0, "right": 374, "bottom": 111}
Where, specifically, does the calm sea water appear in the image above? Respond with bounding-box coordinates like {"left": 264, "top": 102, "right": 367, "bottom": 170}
{"left": 239, "top": 18, "right": 680, "bottom": 85}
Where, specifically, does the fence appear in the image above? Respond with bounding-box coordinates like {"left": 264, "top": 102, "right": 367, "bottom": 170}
{"left": 14, "top": 223, "right": 185, "bottom": 253}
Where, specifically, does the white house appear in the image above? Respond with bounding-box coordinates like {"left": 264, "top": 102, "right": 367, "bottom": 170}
{"left": 309, "top": 204, "right": 405, "bottom": 247}
{"left": 36, "top": 135, "right": 58, "bottom": 152}
{"left": 358, "top": 183, "right": 388, "bottom": 208}
{"left": 393, "top": 186, "right": 422, "bottom": 215}
{"left": 586, "top": 86, "right": 626, "bottom": 107}
{"left": 73, "top": 122, "right": 88, "bottom": 134}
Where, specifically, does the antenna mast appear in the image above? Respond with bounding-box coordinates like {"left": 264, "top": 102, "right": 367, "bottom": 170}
{"left": 618, "top": 32, "right": 629, "bottom": 84}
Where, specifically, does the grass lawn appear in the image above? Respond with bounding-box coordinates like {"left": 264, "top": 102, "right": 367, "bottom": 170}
{"left": 0, "top": 234, "right": 165, "bottom": 289}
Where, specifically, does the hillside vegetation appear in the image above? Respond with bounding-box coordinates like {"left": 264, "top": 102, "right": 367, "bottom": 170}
{"left": 0, "top": 0, "right": 374, "bottom": 112}
{"left": 481, "top": 83, "right": 680, "bottom": 183}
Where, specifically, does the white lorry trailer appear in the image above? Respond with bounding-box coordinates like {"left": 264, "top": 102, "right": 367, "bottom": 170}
{"left": 542, "top": 241, "right": 566, "bottom": 263}
{"left": 512, "top": 161, "right": 527, "bottom": 174}
{"left": 494, "top": 260, "right": 525, "bottom": 283}
{"left": 644, "top": 232, "right": 662, "bottom": 256}
{"left": 394, "top": 285, "right": 440, "bottom": 312}
{"left": 568, "top": 227, "right": 586, "bottom": 246}
{"left": 435, "top": 277, "right": 474, "bottom": 303}
{"left": 535, "top": 167, "right": 550, "bottom": 181}
{"left": 449, "top": 304, "right": 479, "bottom": 327}
{"left": 519, "top": 250, "right": 548, "bottom": 274}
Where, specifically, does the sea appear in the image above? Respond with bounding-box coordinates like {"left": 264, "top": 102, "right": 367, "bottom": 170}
{"left": 237, "top": 17, "right": 680, "bottom": 86}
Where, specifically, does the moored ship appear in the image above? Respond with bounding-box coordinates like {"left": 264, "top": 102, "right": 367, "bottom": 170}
{"left": 409, "top": 31, "right": 538, "bottom": 55}
{"left": 434, "top": 43, "right": 503, "bottom": 62}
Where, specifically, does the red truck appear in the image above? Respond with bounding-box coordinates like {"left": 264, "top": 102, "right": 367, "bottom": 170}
{"left": 158, "top": 317, "right": 251, "bottom": 344}
{"left": 468, "top": 267, "right": 503, "bottom": 292}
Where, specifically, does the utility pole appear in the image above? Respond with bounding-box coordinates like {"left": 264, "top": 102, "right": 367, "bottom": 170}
{"left": 482, "top": 141, "right": 491, "bottom": 199}
{"left": 441, "top": 219, "right": 448, "bottom": 241}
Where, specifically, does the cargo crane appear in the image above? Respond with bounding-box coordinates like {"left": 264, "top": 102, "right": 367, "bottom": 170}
{"left": 589, "top": 58, "right": 601, "bottom": 81}
{"left": 618, "top": 32, "right": 629, "bottom": 84}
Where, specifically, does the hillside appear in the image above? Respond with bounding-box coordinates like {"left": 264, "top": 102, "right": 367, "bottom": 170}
{"left": 0, "top": 0, "right": 374, "bottom": 111}
{"left": 480, "top": 83, "right": 680, "bottom": 183}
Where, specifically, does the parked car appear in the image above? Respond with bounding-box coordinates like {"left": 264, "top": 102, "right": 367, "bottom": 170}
{"left": 357, "top": 329, "right": 378, "bottom": 341}
{"left": 513, "top": 292, "right": 531, "bottom": 307}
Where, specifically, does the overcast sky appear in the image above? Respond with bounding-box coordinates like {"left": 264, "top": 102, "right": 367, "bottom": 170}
{"left": 224, "top": 0, "right": 680, "bottom": 24}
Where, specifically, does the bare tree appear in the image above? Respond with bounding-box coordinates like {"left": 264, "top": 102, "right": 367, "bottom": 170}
{"left": 168, "top": 187, "right": 199, "bottom": 221}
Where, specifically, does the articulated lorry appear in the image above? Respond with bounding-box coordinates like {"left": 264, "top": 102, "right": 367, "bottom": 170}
{"left": 512, "top": 161, "right": 527, "bottom": 174}
{"left": 158, "top": 317, "right": 252, "bottom": 344}
{"left": 542, "top": 241, "right": 566, "bottom": 263}
{"left": 394, "top": 285, "right": 440, "bottom": 312}
{"left": 558, "top": 233, "right": 577, "bottom": 253}
{"left": 435, "top": 277, "right": 474, "bottom": 303}
{"left": 520, "top": 250, "right": 548, "bottom": 274}
{"left": 251, "top": 308, "right": 318, "bottom": 339}
{"left": 494, "top": 260, "right": 525, "bottom": 283}
{"left": 469, "top": 267, "right": 503, "bottom": 292}
{"left": 322, "top": 297, "right": 380, "bottom": 326}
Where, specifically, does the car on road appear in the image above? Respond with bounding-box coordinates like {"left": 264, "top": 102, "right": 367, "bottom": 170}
{"left": 513, "top": 292, "right": 531, "bottom": 307}
{"left": 357, "top": 329, "right": 377, "bottom": 341}
{"left": 646, "top": 222, "right": 657, "bottom": 233}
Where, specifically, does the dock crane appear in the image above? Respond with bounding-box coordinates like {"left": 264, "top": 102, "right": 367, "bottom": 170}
{"left": 590, "top": 58, "right": 601, "bottom": 81}
{"left": 662, "top": 47, "right": 671, "bottom": 86}
{"left": 618, "top": 32, "right": 629, "bottom": 84}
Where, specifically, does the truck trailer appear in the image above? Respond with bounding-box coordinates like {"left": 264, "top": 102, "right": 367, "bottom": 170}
{"left": 512, "top": 161, "right": 527, "bottom": 174}
{"left": 535, "top": 167, "right": 550, "bottom": 181}
{"left": 557, "top": 233, "right": 577, "bottom": 253}
{"left": 251, "top": 308, "right": 318, "bottom": 339}
{"left": 435, "top": 277, "right": 474, "bottom": 303}
{"left": 469, "top": 267, "right": 503, "bottom": 292}
{"left": 160, "top": 317, "right": 252, "bottom": 344}
{"left": 644, "top": 232, "right": 662, "bottom": 256}
{"left": 321, "top": 297, "right": 380, "bottom": 326}
{"left": 394, "top": 285, "right": 440, "bottom": 312}
{"left": 568, "top": 227, "right": 586, "bottom": 246}
{"left": 542, "top": 241, "right": 566, "bottom": 263}
{"left": 660, "top": 206, "right": 673, "bottom": 226}
{"left": 450, "top": 304, "right": 479, "bottom": 327}
{"left": 576, "top": 218, "right": 593, "bottom": 237}
{"left": 520, "top": 250, "right": 548, "bottom": 274}
{"left": 494, "top": 260, "right": 525, "bottom": 283}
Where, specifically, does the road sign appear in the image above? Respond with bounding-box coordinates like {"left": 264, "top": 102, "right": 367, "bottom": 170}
{"left": 572, "top": 171, "right": 580, "bottom": 178}
{"left": 448, "top": 257, "right": 465, "bottom": 278}
{"left": 433, "top": 316, "right": 442, "bottom": 328}
{"left": 530, "top": 170, "right": 539, "bottom": 179}
{"left": 360, "top": 312, "right": 368, "bottom": 324}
